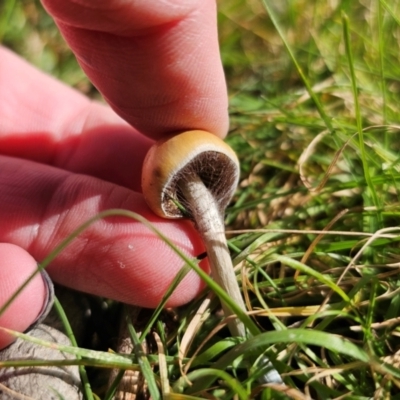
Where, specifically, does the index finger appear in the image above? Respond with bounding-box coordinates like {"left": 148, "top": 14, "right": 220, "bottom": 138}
{"left": 42, "top": 0, "right": 229, "bottom": 139}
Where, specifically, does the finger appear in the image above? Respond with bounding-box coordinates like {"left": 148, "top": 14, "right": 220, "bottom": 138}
{"left": 0, "top": 244, "right": 48, "bottom": 349}
{"left": 42, "top": 0, "right": 229, "bottom": 139}
{"left": 0, "top": 47, "right": 152, "bottom": 190}
{"left": 1, "top": 156, "right": 207, "bottom": 308}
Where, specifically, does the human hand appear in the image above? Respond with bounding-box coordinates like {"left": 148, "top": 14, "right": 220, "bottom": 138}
{"left": 0, "top": 0, "right": 228, "bottom": 348}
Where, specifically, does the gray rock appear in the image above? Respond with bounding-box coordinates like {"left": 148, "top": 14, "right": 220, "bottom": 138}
{"left": 0, "top": 324, "right": 82, "bottom": 400}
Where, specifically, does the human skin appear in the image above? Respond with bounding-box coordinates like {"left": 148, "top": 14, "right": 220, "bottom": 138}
{"left": 0, "top": 0, "right": 228, "bottom": 348}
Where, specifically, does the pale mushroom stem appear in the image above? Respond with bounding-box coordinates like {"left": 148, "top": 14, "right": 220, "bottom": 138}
{"left": 179, "top": 174, "right": 284, "bottom": 384}
{"left": 178, "top": 174, "right": 246, "bottom": 337}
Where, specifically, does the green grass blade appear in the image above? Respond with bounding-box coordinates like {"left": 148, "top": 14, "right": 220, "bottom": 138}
{"left": 215, "top": 329, "right": 370, "bottom": 367}
{"left": 0, "top": 326, "right": 142, "bottom": 368}
{"left": 377, "top": 1, "right": 388, "bottom": 129}
{"left": 261, "top": 0, "right": 334, "bottom": 133}
{"left": 380, "top": 0, "right": 400, "bottom": 26}
{"left": 179, "top": 368, "right": 248, "bottom": 400}
{"left": 342, "top": 12, "right": 382, "bottom": 227}
{"left": 271, "top": 254, "right": 350, "bottom": 302}
{"left": 53, "top": 297, "right": 94, "bottom": 400}
{"left": 0, "top": 0, "right": 16, "bottom": 42}
{"left": 127, "top": 323, "right": 160, "bottom": 400}
{"left": 140, "top": 263, "right": 191, "bottom": 342}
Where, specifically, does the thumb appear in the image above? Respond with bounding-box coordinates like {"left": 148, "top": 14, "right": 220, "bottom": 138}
{"left": 0, "top": 244, "right": 50, "bottom": 349}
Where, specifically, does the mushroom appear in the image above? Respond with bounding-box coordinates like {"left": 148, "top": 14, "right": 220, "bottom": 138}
{"left": 141, "top": 130, "right": 283, "bottom": 385}
{"left": 142, "top": 130, "right": 245, "bottom": 337}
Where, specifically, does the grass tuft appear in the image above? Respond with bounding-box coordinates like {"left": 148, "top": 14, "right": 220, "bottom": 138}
{"left": 3, "top": 0, "right": 400, "bottom": 398}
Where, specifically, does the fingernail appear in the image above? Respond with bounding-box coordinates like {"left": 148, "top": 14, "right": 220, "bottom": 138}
{"left": 196, "top": 252, "right": 207, "bottom": 260}
{"left": 25, "top": 269, "right": 54, "bottom": 332}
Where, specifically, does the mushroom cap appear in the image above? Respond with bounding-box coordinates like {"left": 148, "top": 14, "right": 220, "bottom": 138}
{"left": 141, "top": 130, "right": 240, "bottom": 219}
